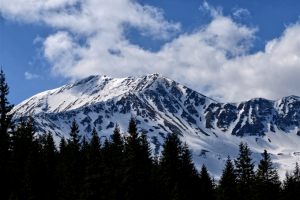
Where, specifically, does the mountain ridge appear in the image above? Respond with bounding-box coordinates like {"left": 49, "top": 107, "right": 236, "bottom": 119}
{"left": 11, "top": 73, "right": 300, "bottom": 179}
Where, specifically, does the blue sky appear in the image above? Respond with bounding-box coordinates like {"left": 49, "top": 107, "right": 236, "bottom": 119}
{"left": 0, "top": 0, "right": 299, "bottom": 105}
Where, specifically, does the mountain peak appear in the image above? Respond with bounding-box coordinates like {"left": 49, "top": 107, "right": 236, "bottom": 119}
{"left": 11, "top": 73, "right": 300, "bottom": 179}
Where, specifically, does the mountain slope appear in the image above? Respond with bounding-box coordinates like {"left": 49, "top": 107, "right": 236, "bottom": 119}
{"left": 11, "top": 73, "right": 300, "bottom": 179}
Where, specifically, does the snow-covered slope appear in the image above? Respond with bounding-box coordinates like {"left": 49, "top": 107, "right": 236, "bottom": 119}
{"left": 11, "top": 73, "right": 300, "bottom": 179}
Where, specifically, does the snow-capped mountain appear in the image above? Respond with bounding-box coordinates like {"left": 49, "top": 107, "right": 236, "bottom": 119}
{"left": 11, "top": 73, "right": 300, "bottom": 179}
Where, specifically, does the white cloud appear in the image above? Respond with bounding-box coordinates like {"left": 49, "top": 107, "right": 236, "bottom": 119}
{"left": 33, "top": 35, "right": 44, "bottom": 44}
{"left": 25, "top": 72, "right": 42, "bottom": 80}
{"left": 232, "top": 7, "right": 251, "bottom": 19}
{"left": 1, "top": 1, "right": 300, "bottom": 102}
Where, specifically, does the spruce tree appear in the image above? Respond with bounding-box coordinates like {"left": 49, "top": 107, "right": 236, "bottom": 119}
{"left": 123, "top": 117, "right": 152, "bottom": 200}
{"left": 66, "top": 118, "right": 82, "bottom": 199}
{"left": 100, "top": 138, "right": 114, "bottom": 199}
{"left": 216, "top": 156, "right": 237, "bottom": 200}
{"left": 80, "top": 134, "right": 89, "bottom": 195}
{"left": 82, "top": 127, "right": 102, "bottom": 200}
{"left": 0, "top": 68, "right": 14, "bottom": 199}
{"left": 23, "top": 127, "right": 43, "bottom": 200}
{"left": 200, "top": 164, "right": 214, "bottom": 200}
{"left": 10, "top": 116, "right": 39, "bottom": 199}
{"left": 178, "top": 142, "right": 200, "bottom": 199}
{"left": 234, "top": 142, "right": 255, "bottom": 200}
{"left": 282, "top": 163, "right": 300, "bottom": 200}
{"left": 110, "top": 123, "right": 125, "bottom": 200}
{"left": 57, "top": 136, "right": 70, "bottom": 200}
{"left": 42, "top": 131, "right": 58, "bottom": 200}
{"left": 112, "top": 123, "right": 124, "bottom": 152}
{"left": 254, "top": 150, "right": 281, "bottom": 200}
{"left": 294, "top": 162, "right": 300, "bottom": 187}
{"left": 159, "top": 132, "right": 183, "bottom": 200}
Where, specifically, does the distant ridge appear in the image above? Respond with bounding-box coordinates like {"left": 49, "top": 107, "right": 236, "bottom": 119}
{"left": 11, "top": 73, "right": 300, "bottom": 179}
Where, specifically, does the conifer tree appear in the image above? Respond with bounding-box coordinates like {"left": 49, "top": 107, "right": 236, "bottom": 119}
{"left": 234, "top": 142, "right": 255, "bottom": 200}
{"left": 200, "top": 164, "right": 214, "bottom": 200}
{"left": 112, "top": 122, "right": 124, "bottom": 152}
{"left": 216, "top": 156, "right": 237, "bottom": 200}
{"left": 294, "top": 162, "right": 300, "bottom": 187}
{"left": 123, "top": 117, "right": 152, "bottom": 200}
{"left": 282, "top": 163, "right": 300, "bottom": 200}
{"left": 42, "top": 131, "right": 58, "bottom": 200}
{"left": 151, "top": 152, "right": 160, "bottom": 200}
{"left": 66, "top": 118, "right": 82, "bottom": 199}
{"left": 110, "top": 123, "right": 125, "bottom": 200}
{"left": 57, "top": 136, "right": 70, "bottom": 199}
{"left": 138, "top": 130, "right": 153, "bottom": 197}
{"left": 82, "top": 127, "right": 102, "bottom": 200}
{"left": 0, "top": 68, "right": 14, "bottom": 199}
{"left": 80, "top": 134, "right": 89, "bottom": 194}
{"left": 100, "top": 138, "right": 115, "bottom": 199}
{"left": 57, "top": 136, "right": 74, "bottom": 200}
{"left": 10, "top": 116, "right": 38, "bottom": 199}
{"left": 159, "top": 132, "right": 183, "bottom": 200}
{"left": 23, "top": 127, "right": 44, "bottom": 200}
{"left": 179, "top": 142, "right": 200, "bottom": 199}
{"left": 254, "top": 150, "right": 281, "bottom": 200}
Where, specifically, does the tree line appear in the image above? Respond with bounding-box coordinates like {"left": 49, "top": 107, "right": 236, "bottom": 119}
{"left": 0, "top": 69, "right": 299, "bottom": 200}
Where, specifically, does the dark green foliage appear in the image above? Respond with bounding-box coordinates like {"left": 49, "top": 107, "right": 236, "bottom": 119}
{"left": 109, "top": 123, "right": 125, "bottom": 200}
{"left": 216, "top": 156, "right": 237, "bottom": 200}
{"left": 282, "top": 162, "right": 300, "bottom": 200}
{"left": 100, "top": 138, "right": 115, "bottom": 199}
{"left": 158, "top": 132, "right": 183, "bottom": 200}
{"left": 42, "top": 131, "right": 58, "bottom": 200}
{"left": 200, "top": 164, "right": 214, "bottom": 200}
{"left": 82, "top": 127, "right": 102, "bottom": 200}
{"left": 253, "top": 150, "right": 281, "bottom": 200}
{"left": 159, "top": 132, "right": 202, "bottom": 200}
{"left": 234, "top": 142, "right": 255, "bottom": 200}
{"left": 123, "top": 118, "right": 153, "bottom": 200}
{"left": 56, "top": 136, "right": 69, "bottom": 199}
{"left": 63, "top": 119, "right": 82, "bottom": 199}
{"left": 0, "top": 68, "right": 14, "bottom": 199}
{"left": 112, "top": 123, "right": 123, "bottom": 151}
{"left": 179, "top": 142, "right": 200, "bottom": 199}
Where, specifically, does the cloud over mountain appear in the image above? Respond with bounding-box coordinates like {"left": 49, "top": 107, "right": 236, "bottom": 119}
{"left": 1, "top": 1, "right": 299, "bottom": 102}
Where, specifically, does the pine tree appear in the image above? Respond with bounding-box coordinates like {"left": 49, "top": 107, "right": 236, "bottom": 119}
{"left": 294, "top": 162, "right": 300, "bottom": 187}
{"left": 282, "top": 163, "right": 300, "bottom": 200}
{"left": 159, "top": 132, "right": 183, "bottom": 200}
{"left": 138, "top": 130, "right": 153, "bottom": 198}
{"left": 65, "top": 118, "right": 82, "bottom": 199}
{"left": 151, "top": 152, "right": 160, "bottom": 200}
{"left": 10, "top": 116, "right": 38, "bottom": 199}
{"left": 100, "top": 138, "right": 114, "bottom": 199}
{"left": 200, "top": 164, "right": 214, "bottom": 200}
{"left": 178, "top": 142, "right": 200, "bottom": 200}
{"left": 42, "top": 131, "right": 58, "bottom": 200}
{"left": 234, "top": 142, "right": 255, "bottom": 200}
{"left": 254, "top": 150, "right": 281, "bottom": 200}
{"left": 123, "top": 117, "right": 152, "bottom": 200}
{"left": 112, "top": 123, "right": 124, "bottom": 152}
{"left": 9, "top": 116, "right": 44, "bottom": 199}
{"left": 23, "top": 127, "right": 44, "bottom": 200}
{"left": 0, "top": 68, "right": 14, "bottom": 199}
{"left": 110, "top": 123, "right": 125, "bottom": 200}
{"left": 216, "top": 155, "right": 237, "bottom": 200}
{"left": 57, "top": 136, "right": 70, "bottom": 200}
{"left": 80, "top": 134, "right": 89, "bottom": 195}
{"left": 82, "top": 127, "right": 102, "bottom": 200}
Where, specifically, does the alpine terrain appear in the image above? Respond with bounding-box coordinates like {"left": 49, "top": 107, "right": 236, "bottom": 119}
{"left": 11, "top": 73, "right": 300, "bottom": 179}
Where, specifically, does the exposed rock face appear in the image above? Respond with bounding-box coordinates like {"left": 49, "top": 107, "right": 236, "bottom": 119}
{"left": 11, "top": 73, "right": 300, "bottom": 179}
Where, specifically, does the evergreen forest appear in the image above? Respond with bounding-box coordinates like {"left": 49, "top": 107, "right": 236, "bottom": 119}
{"left": 0, "top": 69, "right": 299, "bottom": 200}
